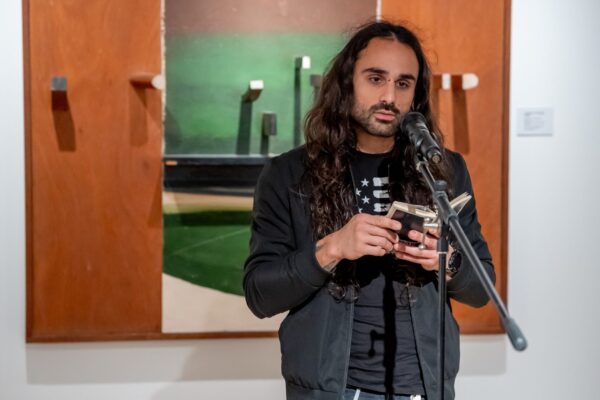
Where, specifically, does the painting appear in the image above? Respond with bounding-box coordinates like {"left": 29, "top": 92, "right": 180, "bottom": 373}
{"left": 162, "top": 0, "right": 377, "bottom": 333}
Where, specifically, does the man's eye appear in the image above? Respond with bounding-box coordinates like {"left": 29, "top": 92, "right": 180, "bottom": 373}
{"left": 368, "top": 76, "right": 384, "bottom": 84}
{"left": 396, "top": 80, "right": 410, "bottom": 88}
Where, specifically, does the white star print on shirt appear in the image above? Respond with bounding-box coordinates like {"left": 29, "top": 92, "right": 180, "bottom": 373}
{"left": 352, "top": 160, "right": 390, "bottom": 215}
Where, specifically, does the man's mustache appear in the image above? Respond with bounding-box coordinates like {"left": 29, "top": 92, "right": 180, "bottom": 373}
{"left": 370, "top": 102, "right": 400, "bottom": 114}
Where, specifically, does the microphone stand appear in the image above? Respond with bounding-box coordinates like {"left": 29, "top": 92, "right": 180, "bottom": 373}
{"left": 414, "top": 154, "right": 527, "bottom": 400}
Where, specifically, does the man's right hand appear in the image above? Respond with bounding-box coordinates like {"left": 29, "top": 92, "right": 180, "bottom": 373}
{"left": 315, "top": 214, "right": 401, "bottom": 271}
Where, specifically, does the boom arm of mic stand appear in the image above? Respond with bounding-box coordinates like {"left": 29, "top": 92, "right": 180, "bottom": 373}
{"left": 416, "top": 158, "right": 528, "bottom": 352}
{"left": 446, "top": 216, "right": 527, "bottom": 351}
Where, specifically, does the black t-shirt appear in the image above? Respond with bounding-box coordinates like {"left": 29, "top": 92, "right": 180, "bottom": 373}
{"left": 346, "top": 150, "right": 426, "bottom": 396}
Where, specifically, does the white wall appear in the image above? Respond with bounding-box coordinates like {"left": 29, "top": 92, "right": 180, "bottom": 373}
{"left": 456, "top": 0, "right": 600, "bottom": 397}
{"left": 2, "top": 0, "right": 599, "bottom": 399}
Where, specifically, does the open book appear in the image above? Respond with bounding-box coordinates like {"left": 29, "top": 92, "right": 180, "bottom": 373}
{"left": 385, "top": 192, "right": 472, "bottom": 246}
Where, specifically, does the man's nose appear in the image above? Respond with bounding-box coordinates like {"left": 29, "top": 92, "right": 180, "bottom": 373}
{"left": 378, "top": 80, "right": 396, "bottom": 105}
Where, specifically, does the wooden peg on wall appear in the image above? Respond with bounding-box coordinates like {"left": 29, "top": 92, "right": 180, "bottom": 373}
{"left": 51, "top": 76, "right": 68, "bottom": 111}
{"left": 129, "top": 73, "right": 164, "bottom": 147}
{"left": 459, "top": 73, "right": 479, "bottom": 90}
{"left": 130, "top": 73, "right": 165, "bottom": 90}
{"left": 433, "top": 73, "right": 478, "bottom": 91}
{"left": 50, "top": 76, "right": 75, "bottom": 151}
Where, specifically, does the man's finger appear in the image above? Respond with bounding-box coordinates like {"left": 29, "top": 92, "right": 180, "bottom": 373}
{"left": 395, "top": 243, "right": 437, "bottom": 259}
{"left": 364, "top": 244, "right": 387, "bottom": 257}
{"left": 365, "top": 235, "right": 394, "bottom": 252}
{"left": 427, "top": 228, "right": 441, "bottom": 238}
{"left": 394, "top": 251, "right": 438, "bottom": 270}
{"left": 365, "top": 225, "right": 399, "bottom": 244}
{"left": 408, "top": 230, "right": 438, "bottom": 248}
{"left": 368, "top": 215, "right": 402, "bottom": 231}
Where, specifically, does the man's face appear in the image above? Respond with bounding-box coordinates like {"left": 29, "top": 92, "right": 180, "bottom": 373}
{"left": 351, "top": 37, "right": 420, "bottom": 139}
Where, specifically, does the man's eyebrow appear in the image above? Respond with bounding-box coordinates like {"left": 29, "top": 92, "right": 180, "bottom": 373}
{"left": 362, "top": 67, "right": 416, "bottom": 81}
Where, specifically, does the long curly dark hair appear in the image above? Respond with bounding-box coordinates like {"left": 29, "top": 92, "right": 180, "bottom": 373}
{"left": 304, "top": 21, "right": 453, "bottom": 240}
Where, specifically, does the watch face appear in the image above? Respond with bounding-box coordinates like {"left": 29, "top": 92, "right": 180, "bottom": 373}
{"left": 447, "top": 251, "right": 461, "bottom": 276}
{"left": 454, "top": 252, "right": 462, "bottom": 268}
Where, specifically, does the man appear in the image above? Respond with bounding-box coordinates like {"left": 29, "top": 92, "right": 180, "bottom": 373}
{"left": 244, "top": 21, "right": 494, "bottom": 400}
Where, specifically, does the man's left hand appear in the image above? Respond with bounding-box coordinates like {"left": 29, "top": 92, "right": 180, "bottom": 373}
{"left": 392, "top": 229, "right": 454, "bottom": 273}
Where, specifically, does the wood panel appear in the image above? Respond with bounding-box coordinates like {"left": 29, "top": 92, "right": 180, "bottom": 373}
{"left": 23, "top": 0, "right": 509, "bottom": 341}
{"left": 382, "top": 0, "right": 510, "bottom": 333}
{"left": 25, "top": 0, "right": 163, "bottom": 341}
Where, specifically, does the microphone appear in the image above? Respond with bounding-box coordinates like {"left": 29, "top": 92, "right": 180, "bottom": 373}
{"left": 401, "top": 112, "right": 443, "bottom": 164}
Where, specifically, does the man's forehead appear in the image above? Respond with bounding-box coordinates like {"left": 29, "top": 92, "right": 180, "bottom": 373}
{"left": 355, "top": 38, "right": 419, "bottom": 76}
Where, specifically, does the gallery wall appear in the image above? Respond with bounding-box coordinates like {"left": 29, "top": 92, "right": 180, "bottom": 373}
{"left": 2, "top": 0, "right": 600, "bottom": 399}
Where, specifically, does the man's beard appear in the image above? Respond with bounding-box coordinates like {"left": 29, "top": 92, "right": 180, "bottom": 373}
{"left": 351, "top": 101, "right": 402, "bottom": 138}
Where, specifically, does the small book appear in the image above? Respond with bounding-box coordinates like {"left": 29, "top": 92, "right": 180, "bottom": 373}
{"left": 385, "top": 192, "right": 472, "bottom": 246}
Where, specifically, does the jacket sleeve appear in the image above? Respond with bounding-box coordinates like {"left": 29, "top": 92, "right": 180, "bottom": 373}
{"left": 243, "top": 157, "right": 331, "bottom": 318}
{"left": 445, "top": 153, "right": 496, "bottom": 308}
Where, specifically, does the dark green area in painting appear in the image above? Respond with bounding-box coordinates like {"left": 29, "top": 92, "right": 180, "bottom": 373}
{"left": 163, "top": 212, "right": 252, "bottom": 296}
{"left": 163, "top": 33, "right": 344, "bottom": 293}
{"left": 165, "top": 33, "right": 345, "bottom": 155}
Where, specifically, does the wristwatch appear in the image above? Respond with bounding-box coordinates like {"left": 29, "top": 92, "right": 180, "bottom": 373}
{"left": 446, "top": 249, "right": 462, "bottom": 278}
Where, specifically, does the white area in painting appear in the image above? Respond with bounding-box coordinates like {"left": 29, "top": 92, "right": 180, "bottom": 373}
{"left": 162, "top": 191, "right": 253, "bottom": 214}
{"left": 162, "top": 273, "right": 284, "bottom": 333}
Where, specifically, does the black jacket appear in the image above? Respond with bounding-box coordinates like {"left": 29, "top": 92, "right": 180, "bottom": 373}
{"left": 243, "top": 146, "right": 495, "bottom": 400}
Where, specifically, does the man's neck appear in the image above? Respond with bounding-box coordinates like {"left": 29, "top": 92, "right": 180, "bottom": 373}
{"left": 355, "top": 131, "right": 394, "bottom": 154}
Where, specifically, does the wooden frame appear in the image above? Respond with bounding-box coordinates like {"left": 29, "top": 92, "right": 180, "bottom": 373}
{"left": 24, "top": 0, "right": 511, "bottom": 341}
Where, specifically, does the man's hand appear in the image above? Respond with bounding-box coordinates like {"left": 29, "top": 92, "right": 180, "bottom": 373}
{"left": 315, "top": 214, "right": 401, "bottom": 271}
{"left": 393, "top": 229, "right": 455, "bottom": 275}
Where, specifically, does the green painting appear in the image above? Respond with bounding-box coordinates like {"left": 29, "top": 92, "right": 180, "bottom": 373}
{"left": 162, "top": 0, "right": 376, "bottom": 333}
{"left": 165, "top": 33, "right": 345, "bottom": 155}
{"left": 163, "top": 34, "right": 345, "bottom": 300}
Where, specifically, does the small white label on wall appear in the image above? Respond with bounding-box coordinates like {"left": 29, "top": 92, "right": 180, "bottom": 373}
{"left": 517, "top": 107, "right": 554, "bottom": 136}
